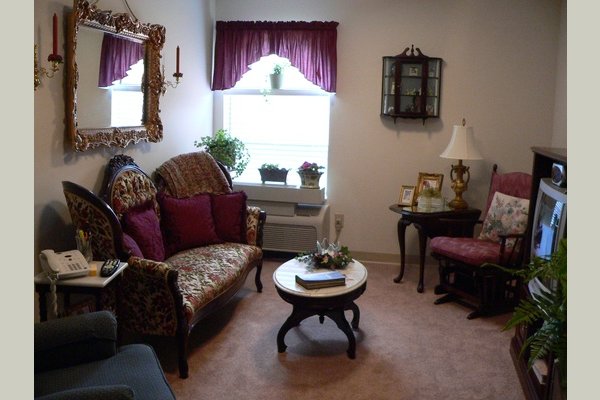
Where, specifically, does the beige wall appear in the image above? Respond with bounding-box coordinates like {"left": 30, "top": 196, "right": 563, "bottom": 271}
{"left": 34, "top": 0, "right": 215, "bottom": 270}
{"left": 216, "top": 0, "right": 565, "bottom": 258}
{"left": 33, "top": 0, "right": 565, "bottom": 273}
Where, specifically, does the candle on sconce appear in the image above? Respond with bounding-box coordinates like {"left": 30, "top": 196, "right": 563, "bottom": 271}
{"left": 176, "top": 46, "right": 180, "bottom": 74}
{"left": 52, "top": 13, "right": 58, "bottom": 56}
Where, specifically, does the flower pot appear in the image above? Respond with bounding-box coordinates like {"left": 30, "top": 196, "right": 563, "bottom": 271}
{"left": 298, "top": 171, "right": 323, "bottom": 189}
{"left": 270, "top": 73, "right": 283, "bottom": 89}
{"left": 259, "top": 168, "right": 289, "bottom": 184}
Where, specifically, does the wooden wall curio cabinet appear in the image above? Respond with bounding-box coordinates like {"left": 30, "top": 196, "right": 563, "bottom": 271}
{"left": 381, "top": 45, "right": 442, "bottom": 124}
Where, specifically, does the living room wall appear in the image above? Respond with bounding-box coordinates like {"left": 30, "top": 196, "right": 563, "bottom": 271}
{"left": 215, "top": 0, "right": 565, "bottom": 260}
{"left": 34, "top": 0, "right": 215, "bottom": 270}
{"left": 33, "top": 0, "right": 565, "bottom": 287}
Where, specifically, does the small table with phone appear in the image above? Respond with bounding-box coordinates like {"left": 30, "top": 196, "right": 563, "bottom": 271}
{"left": 35, "top": 255, "right": 127, "bottom": 321}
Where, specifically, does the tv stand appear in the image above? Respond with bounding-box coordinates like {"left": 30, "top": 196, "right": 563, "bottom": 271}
{"left": 511, "top": 147, "right": 566, "bottom": 400}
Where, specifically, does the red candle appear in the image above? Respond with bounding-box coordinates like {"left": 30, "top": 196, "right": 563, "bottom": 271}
{"left": 176, "top": 46, "right": 180, "bottom": 74}
{"left": 52, "top": 13, "right": 58, "bottom": 55}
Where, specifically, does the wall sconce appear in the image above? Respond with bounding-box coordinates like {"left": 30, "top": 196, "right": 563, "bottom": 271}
{"left": 440, "top": 118, "right": 483, "bottom": 209}
{"left": 34, "top": 13, "right": 63, "bottom": 91}
{"left": 161, "top": 46, "right": 183, "bottom": 94}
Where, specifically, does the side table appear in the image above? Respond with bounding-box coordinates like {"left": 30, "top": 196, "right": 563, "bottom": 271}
{"left": 273, "top": 259, "right": 368, "bottom": 358}
{"left": 388, "top": 204, "right": 481, "bottom": 293}
{"left": 34, "top": 261, "right": 128, "bottom": 321}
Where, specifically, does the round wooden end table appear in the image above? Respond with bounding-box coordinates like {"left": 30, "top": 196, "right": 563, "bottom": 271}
{"left": 273, "top": 258, "right": 368, "bottom": 358}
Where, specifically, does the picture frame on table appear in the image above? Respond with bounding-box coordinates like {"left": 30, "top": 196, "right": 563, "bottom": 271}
{"left": 415, "top": 172, "right": 444, "bottom": 203}
{"left": 398, "top": 185, "right": 416, "bottom": 206}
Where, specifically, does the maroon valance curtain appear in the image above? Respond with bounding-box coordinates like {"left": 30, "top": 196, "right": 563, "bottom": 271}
{"left": 212, "top": 21, "right": 338, "bottom": 93}
{"left": 98, "top": 33, "right": 144, "bottom": 87}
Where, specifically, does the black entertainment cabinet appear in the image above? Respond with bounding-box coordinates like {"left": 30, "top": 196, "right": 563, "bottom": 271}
{"left": 511, "top": 146, "right": 566, "bottom": 400}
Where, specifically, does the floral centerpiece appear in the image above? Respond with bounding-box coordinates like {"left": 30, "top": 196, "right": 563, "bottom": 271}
{"left": 296, "top": 239, "right": 353, "bottom": 270}
{"left": 297, "top": 161, "right": 325, "bottom": 188}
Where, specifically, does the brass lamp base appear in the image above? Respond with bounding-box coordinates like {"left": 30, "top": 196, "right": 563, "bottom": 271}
{"left": 448, "top": 159, "right": 470, "bottom": 210}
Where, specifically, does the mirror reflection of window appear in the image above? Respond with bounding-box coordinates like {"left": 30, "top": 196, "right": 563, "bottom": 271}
{"left": 109, "top": 60, "right": 144, "bottom": 127}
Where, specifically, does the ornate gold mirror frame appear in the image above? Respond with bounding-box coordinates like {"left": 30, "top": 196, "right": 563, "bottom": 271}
{"left": 66, "top": 0, "right": 165, "bottom": 151}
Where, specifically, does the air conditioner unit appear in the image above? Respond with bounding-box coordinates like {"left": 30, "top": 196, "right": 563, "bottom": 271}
{"left": 261, "top": 204, "right": 330, "bottom": 253}
{"left": 233, "top": 183, "right": 330, "bottom": 253}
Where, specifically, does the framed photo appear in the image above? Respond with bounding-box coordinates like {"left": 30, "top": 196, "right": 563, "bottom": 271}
{"left": 408, "top": 66, "right": 419, "bottom": 76}
{"left": 398, "top": 185, "right": 416, "bottom": 206}
{"left": 415, "top": 172, "right": 444, "bottom": 203}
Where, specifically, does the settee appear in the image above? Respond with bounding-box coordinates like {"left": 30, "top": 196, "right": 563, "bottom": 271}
{"left": 62, "top": 152, "right": 266, "bottom": 378}
{"left": 35, "top": 310, "right": 175, "bottom": 399}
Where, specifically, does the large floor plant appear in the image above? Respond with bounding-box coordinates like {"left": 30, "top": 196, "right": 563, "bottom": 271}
{"left": 500, "top": 239, "right": 567, "bottom": 395}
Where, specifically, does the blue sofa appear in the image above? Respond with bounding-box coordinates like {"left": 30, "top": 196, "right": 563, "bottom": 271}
{"left": 35, "top": 311, "right": 175, "bottom": 400}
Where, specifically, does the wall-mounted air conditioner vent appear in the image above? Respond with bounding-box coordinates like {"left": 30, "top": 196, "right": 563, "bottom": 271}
{"left": 262, "top": 204, "right": 330, "bottom": 253}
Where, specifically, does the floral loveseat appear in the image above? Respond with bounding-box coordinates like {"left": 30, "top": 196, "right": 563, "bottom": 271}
{"left": 62, "top": 152, "right": 265, "bottom": 379}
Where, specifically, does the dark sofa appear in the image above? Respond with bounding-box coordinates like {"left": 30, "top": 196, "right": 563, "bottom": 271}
{"left": 35, "top": 311, "right": 176, "bottom": 400}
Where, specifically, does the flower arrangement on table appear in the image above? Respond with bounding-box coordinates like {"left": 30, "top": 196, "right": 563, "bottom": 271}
{"left": 297, "top": 161, "right": 325, "bottom": 174}
{"left": 296, "top": 239, "right": 353, "bottom": 270}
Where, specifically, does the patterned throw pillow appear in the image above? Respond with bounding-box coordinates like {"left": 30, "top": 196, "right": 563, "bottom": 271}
{"left": 478, "top": 191, "right": 529, "bottom": 245}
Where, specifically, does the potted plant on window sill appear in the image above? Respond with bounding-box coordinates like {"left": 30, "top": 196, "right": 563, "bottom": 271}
{"left": 269, "top": 62, "right": 289, "bottom": 89}
{"left": 194, "top": 129, "right": 250, "bottom": 179}
{"left": 258, "top": 163, "right": 289, "bottom": 184}
{"left": 297, "top": 161, "right": 324, "bottom": 189}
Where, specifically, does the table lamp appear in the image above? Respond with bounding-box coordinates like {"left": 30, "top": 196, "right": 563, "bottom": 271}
{"left": 440, "top": 119, "right": 483, "bottom": 209}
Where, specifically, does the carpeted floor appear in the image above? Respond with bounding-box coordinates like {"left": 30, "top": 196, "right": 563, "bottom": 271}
{"left": 145, "top": 258, "right": 526, "bottom": 399}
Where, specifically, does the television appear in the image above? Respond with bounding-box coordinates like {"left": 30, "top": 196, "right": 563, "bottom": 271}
{"left": 531, "top": 178, "right": 567, "bottom": 260}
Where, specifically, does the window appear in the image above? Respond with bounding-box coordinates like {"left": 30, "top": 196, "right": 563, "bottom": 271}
{"left": 220, "top": 55, "right": 332, "bottom": 188}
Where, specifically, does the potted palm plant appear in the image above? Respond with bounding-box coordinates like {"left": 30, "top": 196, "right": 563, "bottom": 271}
{"left": 495, "top": 239, "right": 567, "bottom": 398}
{"left": 194, "top": 129, "right": 250, "bottom": 178}
{"left": 258, "top": 163, "right": 289, "bottom": 184}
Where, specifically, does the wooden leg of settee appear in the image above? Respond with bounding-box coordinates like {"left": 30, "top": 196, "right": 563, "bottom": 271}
{"left": 177, "top": 326, "right": 189, "bottom": 379}
{"left": 255, "top": 261, "right": 263, "bottom": 293}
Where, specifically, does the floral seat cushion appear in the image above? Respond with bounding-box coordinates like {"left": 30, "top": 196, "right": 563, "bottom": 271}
{"left": 166, "top": 243, "right": 263, "bottom": 321}
{"left": 430, "top": 236, "right": 502, "bottom": 266}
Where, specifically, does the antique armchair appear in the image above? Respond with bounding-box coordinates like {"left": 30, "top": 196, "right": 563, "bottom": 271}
{"left": 430, "top": 165, "right": 532, "bottom": 319}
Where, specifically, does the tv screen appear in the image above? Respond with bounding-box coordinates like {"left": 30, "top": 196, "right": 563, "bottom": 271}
{"left": 531, "top": 178, "right": 567, "bottom": 260}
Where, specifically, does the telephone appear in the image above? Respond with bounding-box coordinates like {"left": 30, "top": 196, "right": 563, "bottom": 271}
{"left": 39, "top": 249, "right": 91, "bottom": 280}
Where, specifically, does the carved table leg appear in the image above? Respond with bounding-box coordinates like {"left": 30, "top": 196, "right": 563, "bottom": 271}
{"left": 414, "top": 223, "right": 427, "bottom": 293}
{"left": 277, "top": 306, "right": 314, "bottom": 353}
{"left": 327, "top": 309, "right": 357, "bottom": 359}
{"left": 394, "top": 219, "right": 410, "bottom": 283}
{"left": 347, "top": 302, "right": 360, "bottom": 329}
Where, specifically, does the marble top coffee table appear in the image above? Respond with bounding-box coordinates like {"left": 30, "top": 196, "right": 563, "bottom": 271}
{"left": 273, "top": 258, "right": 368, "bottom": 358}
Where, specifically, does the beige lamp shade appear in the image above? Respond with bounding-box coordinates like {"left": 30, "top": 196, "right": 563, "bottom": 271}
{"left": 440, "top": 125, "right": 483, "bottom": 160}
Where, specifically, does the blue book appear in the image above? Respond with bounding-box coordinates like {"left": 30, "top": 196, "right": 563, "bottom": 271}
{"left": 295, "top": 270, "right": 346, "bottom": 289}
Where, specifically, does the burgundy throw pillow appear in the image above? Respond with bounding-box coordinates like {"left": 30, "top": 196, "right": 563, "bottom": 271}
{"left": 122, "top": 232, "right": 144, "bottom": 258}
{"left": 122, "top": 202, "right": 165, "bottom": 262}
{"left": 211, "top": 191, "right": 248, "bottom": 243}
{"left": 158, "top": 192, "right": 222, "bottom": 256}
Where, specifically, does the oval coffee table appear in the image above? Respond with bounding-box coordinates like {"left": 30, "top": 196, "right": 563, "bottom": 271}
{"left": 273, "top": 258, "right": 368, "bottom": 358}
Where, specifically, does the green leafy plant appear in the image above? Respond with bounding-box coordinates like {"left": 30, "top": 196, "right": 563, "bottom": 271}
{"left": 260, "top": 163, "right": 288, "bottom": 171}
{"left": 271, "top": 61, "right": 290, "bottom": 75}
{"left": 296, "top": 240, "right": 352, "bottom": 270}
{"left": 494, "top": 239, "right": 567, "bottom": 393}
{"left": 194, "top": 129, "right": 250, "bottom": 178}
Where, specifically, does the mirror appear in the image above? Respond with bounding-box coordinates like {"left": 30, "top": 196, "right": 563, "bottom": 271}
{"left": 66, "top": 0, "right": 165, "bottom": 151}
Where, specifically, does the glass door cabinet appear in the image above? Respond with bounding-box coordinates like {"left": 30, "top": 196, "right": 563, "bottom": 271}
{"left": 381, "top": 45, "right": 442, "bottom": 124}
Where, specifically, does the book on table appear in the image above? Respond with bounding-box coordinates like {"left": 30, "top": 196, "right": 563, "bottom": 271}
{"left": 295, "top": 270, "right": 346, "bottom": 289}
